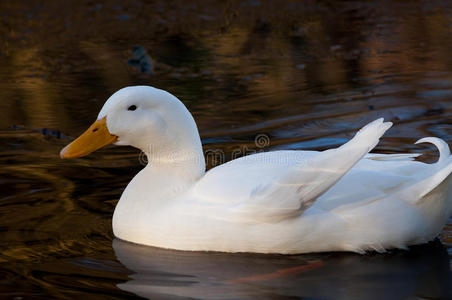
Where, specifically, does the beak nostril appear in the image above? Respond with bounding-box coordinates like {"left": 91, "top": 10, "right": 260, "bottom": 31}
{"left": 60, "top": 116, "right": 116, "bottom": 159}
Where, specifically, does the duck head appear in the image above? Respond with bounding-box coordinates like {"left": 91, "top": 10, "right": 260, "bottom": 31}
{"left": 60, "top": 86, "right": 204, "bottom": 167}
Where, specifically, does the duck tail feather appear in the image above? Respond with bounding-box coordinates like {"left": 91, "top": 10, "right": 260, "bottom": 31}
{"left": 397, "top": 148, "right": 452, "bottom": 204}
{"left": 365, "top": 153, "right": 421, "bottom": 161}
{"left": 415, "top": 137, "right": 451, "bottom": 164}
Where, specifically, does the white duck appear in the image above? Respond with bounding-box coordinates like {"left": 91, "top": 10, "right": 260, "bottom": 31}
{"left": 60, "top": 86, "right": 452, "bottom": 254}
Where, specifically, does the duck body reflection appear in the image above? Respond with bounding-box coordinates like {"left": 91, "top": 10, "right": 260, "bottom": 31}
{"left": 113, "top": 239, "right": 451, "bottom": 300}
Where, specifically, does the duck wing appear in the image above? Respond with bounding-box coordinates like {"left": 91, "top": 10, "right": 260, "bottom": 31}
{"left": 191, "top": 119, "right": 392, "bottom": 223}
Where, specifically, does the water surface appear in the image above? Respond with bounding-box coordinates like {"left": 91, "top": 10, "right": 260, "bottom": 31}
{"left": 0, "top": 0, "right": 451, "bottom": 299}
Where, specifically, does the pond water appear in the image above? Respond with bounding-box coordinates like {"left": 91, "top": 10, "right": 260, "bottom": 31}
{"left": 0, "top": 0, "right": 451, "bottom": 299}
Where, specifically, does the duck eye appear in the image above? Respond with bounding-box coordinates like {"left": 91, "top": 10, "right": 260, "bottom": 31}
{"left": 128, "top": 105, "right": 137, "bottom": 111}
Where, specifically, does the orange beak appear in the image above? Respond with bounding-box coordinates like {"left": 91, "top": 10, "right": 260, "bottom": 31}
{"left": 60, "top": 116, "right": 118, "bottom": 159}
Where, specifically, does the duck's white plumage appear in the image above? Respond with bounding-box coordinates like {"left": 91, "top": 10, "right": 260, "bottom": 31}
{"left": 62, "top": 86, "right": 452, "bottom": 254}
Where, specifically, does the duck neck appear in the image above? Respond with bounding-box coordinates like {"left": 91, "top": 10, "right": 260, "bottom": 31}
{"left": 143, "top": 144, "right": 206, "bottom": 182}
{"left": 113, "top": 144, "right": 205, "bottom": 238}
{"left": 139, "top": 99, "right": 206, "bottom": 182}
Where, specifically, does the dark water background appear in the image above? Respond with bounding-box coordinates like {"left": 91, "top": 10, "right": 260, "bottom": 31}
{"left": 0, "top": 0, "right": 451, "bottom": 299}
